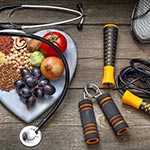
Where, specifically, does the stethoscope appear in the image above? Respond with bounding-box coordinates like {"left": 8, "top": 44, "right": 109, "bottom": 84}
{"left": 0, "top": 3, "right": 85, "bottom": 147}
{"left": 0, "top": 3, "right": 85, "bottom": 31}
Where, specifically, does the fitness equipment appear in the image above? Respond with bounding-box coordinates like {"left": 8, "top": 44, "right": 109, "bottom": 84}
{"left": 102, "top": 24, "right": 119, "bottom": 88}
{"left": 79, "top": 83, "right": 128, "bottom": 144}
{"left": 79, "top": 94, "right": 100, "bottom": 145}
{"left": 117, "top": 59, "right": 150, "bottom": 98}
{"left": 117, "top": 59, "right": 150, "bottom": 115}
{"left": 97, "top": 92, "right": 128, "bottom": 136}
{"left": 131, "top": 0, "right": 150, "bottom": 43}
{"left": 122, "top": 90, "right": 150, "bottom": 115}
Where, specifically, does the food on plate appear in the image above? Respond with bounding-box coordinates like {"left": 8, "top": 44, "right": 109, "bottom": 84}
{"left": 20, "top": 87, "right": 32, "bottom": 98}
{"left": 0, "top": 36, "right": 34, "bottom": 91}
{"left": 33, "top": 87, "right": 44, "bottom": 98}
{"left": 30, "top": 51, "right": 45, "bottom": 66}
{"left": 38, "top": 79, "right": 49, "bottom": 87}
{"left": 27, "top": 39, "right": 41, "bottom": 52}
{"left": 31, "top": 67, "right": 41, "bottom": 79}
{"left": 40, "top": 57, "right": 64, "bottom": 80}
{"left": 15, "top": 80, "right": 26, "bottom": 90}
{"left": 14, "top": 37, "right": 27, "bottom": 50}
{"left": 0, "top": 52, "right": 7, "bottom": 65}
{"left": 43, "top": 84, "right": 56, "bottom": 96}
{"left": 15, "top": 67, "right": 56, "bottom": 109}
{"left": 0, "top": 64, "right": 21, "bottom": 91}
{"left": 21, "top": 68, "right": 31, "bottom": 78}
{"left": 7, "top": 46, "right": 32, "bottom": 72}
{"left": 0, "top": 35, "right": 64, "bottom": 109}
{"left": 26, "top": 96, "right": 37, "bottom": 109}
{"left": 0, "top": 36, "right": 14, "bottom": 55}
{"left": 24, "top": 76, "right": 38, "bottom": 88}
{"left": 40, "top": 32, "right": 67, "bottom": 56}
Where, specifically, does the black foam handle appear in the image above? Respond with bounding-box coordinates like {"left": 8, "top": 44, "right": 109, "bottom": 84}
{"left": 79, "top": 99, "right": 100, "bottom": 145}
{"left": 97, "top": 93, "right": 128, "bottom": 136}
{"left": 103, "top": 24, "right": 118, "bottom": 66}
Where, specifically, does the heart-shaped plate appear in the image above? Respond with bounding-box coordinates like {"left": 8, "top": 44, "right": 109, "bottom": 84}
{"left": 0, "top": 29, "right": 77, "bottom": 123}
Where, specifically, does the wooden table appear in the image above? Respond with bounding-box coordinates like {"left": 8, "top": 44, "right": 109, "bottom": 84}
{"left": 1, "top": 0, "right": 150, "bottom": 150}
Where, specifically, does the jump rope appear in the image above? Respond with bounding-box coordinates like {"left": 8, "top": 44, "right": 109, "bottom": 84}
{"left": 79, "top": 24, "right": 150, "bottom": 145}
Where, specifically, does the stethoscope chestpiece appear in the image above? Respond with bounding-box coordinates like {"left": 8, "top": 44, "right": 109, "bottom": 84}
{"left": 19, "top": 126, "right": 42, "bottom": 147}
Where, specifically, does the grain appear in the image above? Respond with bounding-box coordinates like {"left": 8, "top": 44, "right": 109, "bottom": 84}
{"left": 0, "top": 64, "right": 21, "bottom": 91}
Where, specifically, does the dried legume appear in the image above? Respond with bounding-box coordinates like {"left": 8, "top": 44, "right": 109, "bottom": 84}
{"left": 0, "top": 64, "right": 21, "bottom": 91}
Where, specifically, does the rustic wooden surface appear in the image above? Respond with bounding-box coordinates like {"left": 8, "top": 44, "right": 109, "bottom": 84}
{"left": 1, "top": 0, "right": 150, "bottom": 150}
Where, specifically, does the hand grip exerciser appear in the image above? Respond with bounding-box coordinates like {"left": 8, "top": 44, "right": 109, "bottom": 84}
{"left": 122, "top": 90, "right": 150, "bottom": 115}
{"left": 83, "top": 83, "right": 129, "bottom": 137}
{"left": 97, "top": 93, "right": 128, "bottom": 136}
{"left": 79, "top": 99, "right": 100, "bottom": 145}
{"left": 102, "top": 24, "right": 119, "bottom": 87}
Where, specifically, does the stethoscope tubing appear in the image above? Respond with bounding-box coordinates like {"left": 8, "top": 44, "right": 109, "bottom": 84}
{"left": 0, "top": 4, "right": 84, "bottom": 30}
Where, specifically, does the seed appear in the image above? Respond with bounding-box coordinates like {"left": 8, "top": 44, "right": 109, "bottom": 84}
{"left": 0, "top": 64, "right": 21, "bottom": 91}
{"left": 20, "top": 49, "right": 24, "bottom": 53}
{"left": 26, "top": 53, "right": 30, "bottom": 57}
{"left": 24, "top": 48, "right": 27, "bottom": 51}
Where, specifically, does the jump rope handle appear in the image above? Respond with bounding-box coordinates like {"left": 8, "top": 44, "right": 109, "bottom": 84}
{"left": 79, "top": 99, "right": 100, "bottom": 145}
{"left": 122, "top": 90, "right": 150, "bottom": 115}
{"left": 97, "top": 93, "right": 128, "bottom": 136}
{"left": 102, "top": 24, "right": 119, "bottom": 88}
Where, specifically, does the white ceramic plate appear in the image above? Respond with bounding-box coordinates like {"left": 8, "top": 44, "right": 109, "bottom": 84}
{"left": 0, "top": 29, "right": 77, "bottom": 123}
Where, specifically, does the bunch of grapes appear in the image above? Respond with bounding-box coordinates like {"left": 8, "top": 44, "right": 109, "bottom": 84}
{"left": 15, "top": 67, "right": 56, "bottom": 109}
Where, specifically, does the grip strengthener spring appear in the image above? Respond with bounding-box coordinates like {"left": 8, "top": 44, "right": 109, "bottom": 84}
{"left": 82, "top": 83, "right": 129, "bottom": 137}
{"left": 102, "top": 24, "right": 119, "bottom": 88}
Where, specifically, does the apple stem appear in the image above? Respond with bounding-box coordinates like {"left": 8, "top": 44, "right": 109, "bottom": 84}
{"left": 45, "top": 64, "right": 52, "bottom": 71}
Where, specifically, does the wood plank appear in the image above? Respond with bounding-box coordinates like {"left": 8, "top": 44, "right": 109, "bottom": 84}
{"left": 0, "top": 0, "right": 136, "bottom": 5}
{"left": 0, "top": 85, "right": 150, "bottom": 125}
{"left": 0, "top": 1, "right": 149, "bottom": 150}
{"left": 0, "top": 24, "right": 149, "bottom": 149}
{"left": 60, "top": 26, "right": 150, "bottom": 59}
{"left": 0, "top": 0, "right": 136, "bottom": 24}
{"left": 70, "top": 58, "right": 149, "bottom": 88}
{"left": 0, "top": 89, "right": 150, "bottom": 150}
{"left": 1, "top": 124, "right": 150, "bottom": 150}
{"left": 6, "top": 25, "right": 147, "bottom": 59}
{"left": 1, "top": 25, "right": 146, "bottom": 59}
{"left": 0, "top": 25, "right": 148, "bottom": 59}
{"left": 0, "top": 59, "right": 149, "bottom": 123}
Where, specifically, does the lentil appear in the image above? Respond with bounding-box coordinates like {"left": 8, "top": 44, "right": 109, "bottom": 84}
{"left": 0, "top": 64, "right": 21, "bottom": 91}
